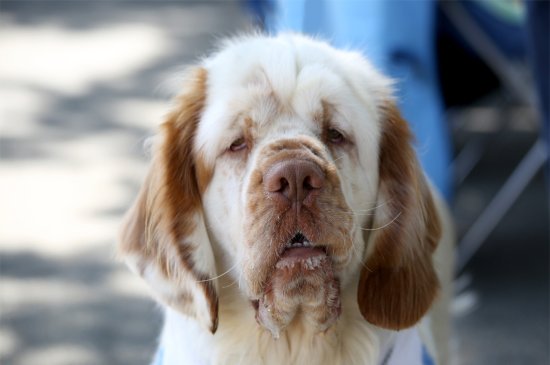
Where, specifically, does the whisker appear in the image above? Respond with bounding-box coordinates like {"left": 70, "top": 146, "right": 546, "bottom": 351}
{"left": 362, "top": 263, "right": 374, "bottom": 273}
{"left": 196, "top": 261, "right": 239, "bottom": 283}
{"left": 338, "top": 201, "right": 389, "bottom": 217}
{"left": 357, "top": 199, "right": 393, "bottom": 212}
{"left": 348, "top": 233, "right": 362, "bottom": 258}
{"left": 222, "top": 279, "right": 239, "bottom": 289}
{"left": 360, "top": 211, "right": 402, "bottom": 231}
{"left": 347, "top": 211, "right": 377, "bottom": 217}
{"left": 333, "top": 199, "right": 394, "bottom": 216}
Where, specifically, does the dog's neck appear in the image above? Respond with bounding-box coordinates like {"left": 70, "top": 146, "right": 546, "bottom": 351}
{"left": 157, "top": 279, "right": 399, "bottom": 365}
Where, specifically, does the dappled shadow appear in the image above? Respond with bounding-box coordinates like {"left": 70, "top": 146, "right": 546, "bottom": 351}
{"left": 2, "top": 249, "right": 115, "bottom": 284}
{"left": 0, "top": 136, "right": 50, "bottom": 160}
{"left": 0, "top": 2, "right": 250, "bottom": 365}
{"left": 1, "top": 246, "right": 163, "bottom": 365}
{"left": 1, "top": 1, "right": 245, "bottom": 32}
{"left": 0, "top": 0, "right": 249, "bottom": 162}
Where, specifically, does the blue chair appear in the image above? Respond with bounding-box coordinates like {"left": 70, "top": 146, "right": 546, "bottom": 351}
{"left": 248, "top": 0, "right": 453, "bottom": 200}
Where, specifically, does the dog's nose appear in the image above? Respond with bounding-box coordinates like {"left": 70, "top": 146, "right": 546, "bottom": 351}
{"left": 264, "top": 160, "right": 324, "bottom": 207}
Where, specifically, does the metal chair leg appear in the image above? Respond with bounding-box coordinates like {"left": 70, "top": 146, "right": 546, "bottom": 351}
{"left": 457, "top": 139, "right": 548, "bottom": 272}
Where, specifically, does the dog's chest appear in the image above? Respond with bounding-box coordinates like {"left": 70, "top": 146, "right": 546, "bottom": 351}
{"left": 154, "top": 308, "right": 436, "bottom": 365}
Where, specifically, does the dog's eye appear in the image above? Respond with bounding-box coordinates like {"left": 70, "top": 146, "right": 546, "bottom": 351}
{"left": 229, "top": 137, "right": 247, "bottom": 152}
{"left": 327, "top": 128, "right": 345, "bottom": 144}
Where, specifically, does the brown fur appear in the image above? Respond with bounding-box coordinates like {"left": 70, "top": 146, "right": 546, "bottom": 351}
{"left": 118, "top": 67, "right": 219, "bottom": 333}
{"left": 357, "top": 104, "right": 442, "bottom": 330}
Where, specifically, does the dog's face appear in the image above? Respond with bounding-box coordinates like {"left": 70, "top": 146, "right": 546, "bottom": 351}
{"left": 196, "top": 37, "right": 387, "bottom": 335}
{"left": 119, "top": 35, "right": 441, "bottom": 336}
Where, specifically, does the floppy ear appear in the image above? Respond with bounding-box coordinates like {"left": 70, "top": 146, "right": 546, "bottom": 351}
{"left": 357, "top": 104, "right": 442, "bottom": 330}
{"left": 118, "top": 67, "right": 219, "bottom": 333}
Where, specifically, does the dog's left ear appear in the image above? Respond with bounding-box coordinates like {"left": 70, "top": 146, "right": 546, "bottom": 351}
{"left": 118, "top": 67, "right": 219, "bottom": 333}
{"left": 357, "top": 104, "right": 442, "bottom": 330}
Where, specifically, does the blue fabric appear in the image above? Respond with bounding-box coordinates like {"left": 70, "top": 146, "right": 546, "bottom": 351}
{"left": 260, "top": 0, "right": 453, "bottom": 199}
{"left": 422, "top": 345, "right": 435, "bottom": 365}
{"left": 151, "top": 347, "right": 163, "bottom": 365}
{"left": 245, "top": 0, "right": 275, "bottom": 26}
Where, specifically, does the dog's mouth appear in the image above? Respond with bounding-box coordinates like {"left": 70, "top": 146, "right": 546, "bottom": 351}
{"left": 276, "top": 233, "right": 328, "bottom": 270}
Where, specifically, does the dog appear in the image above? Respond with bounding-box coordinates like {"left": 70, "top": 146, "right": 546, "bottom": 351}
{"left": 119, "top": 34, "right": 454, "bottom": 365}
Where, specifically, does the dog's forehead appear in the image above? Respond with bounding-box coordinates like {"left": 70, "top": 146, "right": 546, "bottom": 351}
{"left": 195, "top": 34, "right": 392, "bottom": 165}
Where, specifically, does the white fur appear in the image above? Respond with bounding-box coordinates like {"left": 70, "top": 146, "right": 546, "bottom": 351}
{"left": 129, "top": 34, "right": 452, "bottom": 365}
{"left": 160, "top": 278, "right": 386, "bottom": 365}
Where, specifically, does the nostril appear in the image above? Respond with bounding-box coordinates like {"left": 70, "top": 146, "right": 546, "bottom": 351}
{"left": 279, "top": 177, "right": 289, "bottom": 193}
{"left": 265, "top": 173, "right": 291, "bottom": 194}
{"left": 303, "top": 176, "right": 314, "bottom": 191}
{"left": 303, "top": 174, "right": 323, "bottom": 191}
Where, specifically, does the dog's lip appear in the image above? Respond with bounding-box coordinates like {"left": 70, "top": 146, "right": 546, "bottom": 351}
{"left": 276, "top": 246, "right": 327, "bottom": 270}
{"left": 268, "top": 232, "right": 331, "bottom": 272}
{"left": 279, "top": 232, "right": 328, "bottom": 257}
{"left": 281, "top": 246, "right": 326, "bottom": 259}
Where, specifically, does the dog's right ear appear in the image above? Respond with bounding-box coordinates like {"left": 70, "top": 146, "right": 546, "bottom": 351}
{"left": 357, "top": 104, "right": 441, "bottom": 331}
{"left": 118, "top": 67, "right": 219, "bottom": 333}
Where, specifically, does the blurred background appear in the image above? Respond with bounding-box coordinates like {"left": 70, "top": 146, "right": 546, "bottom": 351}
{"left": 0, "top": 1, "right": 547, "bottom": 365}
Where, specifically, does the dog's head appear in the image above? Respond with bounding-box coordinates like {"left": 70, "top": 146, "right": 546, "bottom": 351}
{"left": 119, "top": 34, "right": 441, "bottom": 335}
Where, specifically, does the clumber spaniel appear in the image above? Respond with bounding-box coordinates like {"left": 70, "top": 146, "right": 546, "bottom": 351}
{"left": 119, "top": 34, "right": 454, "bottom": 365}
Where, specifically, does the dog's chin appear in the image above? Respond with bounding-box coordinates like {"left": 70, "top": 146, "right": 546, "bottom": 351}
{"left": 252, "top": 240, "right": 342, "bottom": 337}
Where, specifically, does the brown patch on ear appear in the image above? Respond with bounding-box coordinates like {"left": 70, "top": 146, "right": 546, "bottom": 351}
{"left": 357, "top": 104, "right": 441, "bottom": 330}
{"left": 119, "top": 67, "right": 218, "bottom": 333}
{"left": 164, "top": 67, "right": 213, "bottom": 199}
